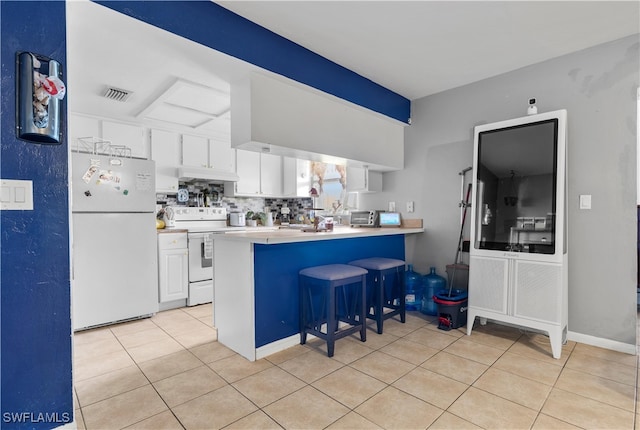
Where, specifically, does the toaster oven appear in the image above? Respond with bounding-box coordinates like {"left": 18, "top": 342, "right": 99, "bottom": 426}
{"left": 350, "top": 210, "right": 384, "bottom": 227}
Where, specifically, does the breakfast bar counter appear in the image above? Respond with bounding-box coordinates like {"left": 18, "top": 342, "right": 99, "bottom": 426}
{"left": 213, "top": 226, "right": 424, "bottom": 361}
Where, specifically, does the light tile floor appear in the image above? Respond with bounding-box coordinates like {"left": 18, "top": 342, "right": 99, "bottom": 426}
{"left": 73, "top": 304, "right": 639, "bottom": 429}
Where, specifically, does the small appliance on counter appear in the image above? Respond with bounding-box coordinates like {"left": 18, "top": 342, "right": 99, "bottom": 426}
{"left": 280, "top": 205, "right": 291, "bottom": 225}
{"left": 229, "top": 212, "right": 246, "bottom": 227}
{"left": 350, "top": 210, "right": 384, "bottom": 227}
{"left": 379, "top": 212, "right": 402, "bottom": 227}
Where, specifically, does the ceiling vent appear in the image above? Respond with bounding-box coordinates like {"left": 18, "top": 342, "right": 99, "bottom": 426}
{"left": 103, "top": 86, "right": 132, "bottom": 102}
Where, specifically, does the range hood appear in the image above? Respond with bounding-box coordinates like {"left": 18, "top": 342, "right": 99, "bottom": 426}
{"left": 178, "top": 167, "right": 239, "bottom": 183}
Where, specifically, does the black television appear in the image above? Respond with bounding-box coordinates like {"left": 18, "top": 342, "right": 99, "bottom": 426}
{"left": 471, "top": 110, "right": 567, "bottom": 261}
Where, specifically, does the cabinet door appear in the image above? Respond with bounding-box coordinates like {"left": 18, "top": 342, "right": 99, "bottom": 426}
{"left": 158, "top": 248, "right": 189, "bottom": 302}
{"left": 346, "top": 166, "right": 382, "bottom": 193}
{"left": 260, "top": 153, "right": 282, "bottom": 196}
{"left": 283, "top": 157, "right": 311, "bottom": 197}
{"left": 150, "top": 130, "right": 180, "bottom": 166}
{"left": 150, "top": 129, "right": 180, "bottom": 193}
{"left": 182, "top": 134, "right": 209, "bottom": 167}
{"left": 102, "top": 120, "right": 146, "bottom": 158}
{"left": 468, "top": 256, "right": 509, "bottom": 314}
{"left": 235, "top": 150, "right": 261, "bottom": 195}
{"left": 209, "top": 138, "right": 235, "bottom": 172}
{"left": 513, "top": 260, "right": 562, "bottom": 323}
{"left": 68, "top": 114, "right": 100, "bottom": 150}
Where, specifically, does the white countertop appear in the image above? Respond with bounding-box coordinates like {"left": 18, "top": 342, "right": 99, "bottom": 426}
{"left": 217, "top": 225, "right": 424, "bottom": 244}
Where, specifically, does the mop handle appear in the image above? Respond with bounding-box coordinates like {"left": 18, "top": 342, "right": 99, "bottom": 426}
{"left": 454, "top": 183, "right": 472, "bottom": 265}
{"left": 450, "top": 182, "right": 472, "bottom": 297}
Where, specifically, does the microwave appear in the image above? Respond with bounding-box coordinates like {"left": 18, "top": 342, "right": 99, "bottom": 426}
{"left": 350, "top": 210, "right": 384, "bottom": 227}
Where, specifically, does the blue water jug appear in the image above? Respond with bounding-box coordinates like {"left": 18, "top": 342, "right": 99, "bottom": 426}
{"left": 421, "top": 267, "right": 446, "bottom": 316}
{"left": 404, "top": 264, "right": 423, "bottom": 311}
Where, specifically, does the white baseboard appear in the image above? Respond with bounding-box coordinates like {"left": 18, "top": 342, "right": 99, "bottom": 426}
{"left": 255, "top": 334, "right": 301, "bottom": 360}
{"left": 255, "top": 333, "right": 321, "bottom": 360}
{"left": 567, "top": 330, "right": 637, "bottom": 356}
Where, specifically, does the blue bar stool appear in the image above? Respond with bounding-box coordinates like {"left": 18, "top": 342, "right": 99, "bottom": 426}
{"left": 348, "top": 258, "right": 406, "bottom": 334}
{"left": 299, "top": 264, "right": 368, "bottom": 357}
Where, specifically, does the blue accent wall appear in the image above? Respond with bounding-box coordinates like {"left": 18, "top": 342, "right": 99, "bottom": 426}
{"left": 254, "top": 235, "right": 405, "bottom": 347}
{"left": 1, "top": 1, "right": 72, "bottom": 428}
{"left": 95, "top": 0, "right": 411, "bottom": 124}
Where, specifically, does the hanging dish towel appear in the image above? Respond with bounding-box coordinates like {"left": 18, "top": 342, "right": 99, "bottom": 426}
{"left": 203, "top": 234, "right": 213, "bottom": 259}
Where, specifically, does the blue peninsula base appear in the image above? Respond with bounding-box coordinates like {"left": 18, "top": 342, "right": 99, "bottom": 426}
{"left": 213, "top": 232, "right": 409, "bottom": 360}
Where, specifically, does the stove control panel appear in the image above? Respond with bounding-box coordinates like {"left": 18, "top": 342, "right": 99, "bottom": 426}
{"left": 166, "top": 206, "right": 227, "bottom": 221}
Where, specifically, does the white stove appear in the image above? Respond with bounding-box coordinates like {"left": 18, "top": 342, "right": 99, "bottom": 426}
{"left": 162, "top": 206, "right": 244, "bottom": 306}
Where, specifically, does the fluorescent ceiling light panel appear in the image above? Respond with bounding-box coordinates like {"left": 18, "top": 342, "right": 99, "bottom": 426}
{"left": 137, "top": 78, "right": 230, "bottom": 128}
{"left": 144, "top": 104, "right": 213, "bottom": 127}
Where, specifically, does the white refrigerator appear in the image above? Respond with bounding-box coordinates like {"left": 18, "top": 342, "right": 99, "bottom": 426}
{"left": 72, "top": 152, "right": 158, "bottom": 330}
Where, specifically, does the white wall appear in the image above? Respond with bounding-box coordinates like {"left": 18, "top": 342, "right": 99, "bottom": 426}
{"left": 362, "top": 34, "right": 639, "bottom": 347}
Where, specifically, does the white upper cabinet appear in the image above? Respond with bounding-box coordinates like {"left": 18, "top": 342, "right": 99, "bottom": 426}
{"left": 181, "top": 134, "right": 235, "bottom": 173}
{"left": 150, "top": 129, "right": 181, "bottom": 166}
{"left": 226, "top": 150, "right": 283, "bottom": 197}
{"left": 209, "top": 138, "right": 235, "bottom": 173}
{"left": 181, "top": 134, "right": 209, "bottom": 168}
{"left": 283, "top": 157, "right": 311, "bottom": 197}
{"left": 233, "top": 150, "right": 261, "bottom": 195}
{"left": 102, "top": 120, "right": 146, "bottom": 158}
{"left": 150, "top": 129, "right": 180, "bottom": 193}
{"left": 68, "top": 114, "right": 100, "bottom": 150}
{"left": 68, "top": 114, "right": 147, "bottom": 158}
{"left": 347, "top": 166, "right": 382, "bottom": 193}
{"left": 260, "top": 153, "right": 283, "bottom": 196}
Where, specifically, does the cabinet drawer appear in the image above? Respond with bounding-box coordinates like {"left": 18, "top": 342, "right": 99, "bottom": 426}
{"left": 158, "top": 233, "right": 187, "bottom": 249}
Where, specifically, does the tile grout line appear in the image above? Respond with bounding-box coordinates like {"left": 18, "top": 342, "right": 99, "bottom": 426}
{"left": 110, "top": 323, "right": 188, "bottom": 430}
{"left": 75, "top": 308, "right": 639, "bottom": 429}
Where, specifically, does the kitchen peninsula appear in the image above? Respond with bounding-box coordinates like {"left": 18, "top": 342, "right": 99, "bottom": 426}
{"left": 213, "top": 226, "right": 424, "bottom": 361}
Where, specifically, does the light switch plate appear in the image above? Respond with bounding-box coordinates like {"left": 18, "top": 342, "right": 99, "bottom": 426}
{"left": 0, "top": 179, "right": 34, "bottom": 210}
{"left": 388, "top": 201, "right": 396, "bottom": 212}
{"left": 579, "top": 194, "right": 592, "bottom": 210}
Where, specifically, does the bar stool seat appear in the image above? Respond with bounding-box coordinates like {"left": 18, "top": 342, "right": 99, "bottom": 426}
{"left": 348, "top": 257, "right": 406, "bottom": 334}
{"left": 299, "top": 264, "right": 368, "bottom": 357}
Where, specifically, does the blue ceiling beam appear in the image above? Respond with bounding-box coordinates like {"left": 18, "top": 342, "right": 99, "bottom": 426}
{"left": 95, "top": 1, "right": 411, "bottom": 124}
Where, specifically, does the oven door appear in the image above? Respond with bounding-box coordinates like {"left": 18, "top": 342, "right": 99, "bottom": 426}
{"left": 187, "top": 232, "right": 213, "bottom": 283}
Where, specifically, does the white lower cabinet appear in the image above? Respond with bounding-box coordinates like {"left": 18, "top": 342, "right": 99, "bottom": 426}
{"left": 158, "top": 233, "right": 188, "bottom": 303}
{"left": 467, "top": 255, "right": 567, "bottom": 358}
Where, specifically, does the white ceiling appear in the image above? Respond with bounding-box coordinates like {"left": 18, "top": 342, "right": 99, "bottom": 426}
{"left": 217, "top": 1, "right": 640, "bottom": 100}
{"left": 67, "top": 0, "right": 639, "bottom": 136}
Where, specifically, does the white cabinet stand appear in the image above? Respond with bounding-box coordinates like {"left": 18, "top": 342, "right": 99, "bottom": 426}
{"left": 467, "top": 255, "right": 567, "bottom": 359}
{"left": 467, "top": 110, "right": 568, "bottom": 359}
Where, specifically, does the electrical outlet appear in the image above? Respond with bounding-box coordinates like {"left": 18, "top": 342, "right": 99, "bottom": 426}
{"left": 388, "top": 201, "right": 396, "bottom": 212}
{"left": 406, "top": 201, "right": 414, "bottom": 213}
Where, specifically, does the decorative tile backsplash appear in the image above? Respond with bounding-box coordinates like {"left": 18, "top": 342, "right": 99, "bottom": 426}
{"left": 156, "top": 182, "right": 315, "bottom": 222}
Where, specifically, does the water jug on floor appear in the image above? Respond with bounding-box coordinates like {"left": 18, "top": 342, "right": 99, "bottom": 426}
{"left": 421, "top": 267, "right": 446, "bottom": 316}
{"left": 404, "top": 264, "right": 423, "bottom": 311}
